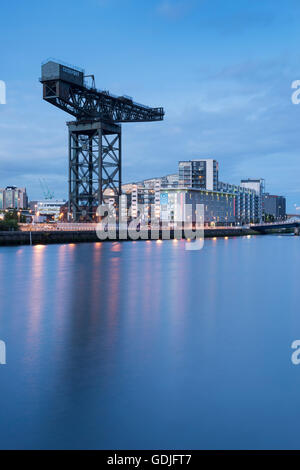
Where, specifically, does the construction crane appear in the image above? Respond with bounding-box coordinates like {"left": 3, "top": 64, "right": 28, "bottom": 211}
{"left": 39, "top": 178, "right": 54, "bottom": 200}
{"left": 40, "top": 59, "right": 164, "bottom": 221}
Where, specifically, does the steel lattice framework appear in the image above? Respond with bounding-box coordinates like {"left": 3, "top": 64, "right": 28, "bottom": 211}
{"left": 40, "top": 60, "right": 164, "bottom": 221}
{"left": 68, "top": 121, "right": 121, "bottom": 220}
{"left": 43, "top": 81, "right": 164, "bottom": 123}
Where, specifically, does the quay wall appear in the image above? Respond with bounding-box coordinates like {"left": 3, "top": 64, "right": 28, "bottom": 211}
{"left": 0, "top": 227, "right": 260, "bottom": 246}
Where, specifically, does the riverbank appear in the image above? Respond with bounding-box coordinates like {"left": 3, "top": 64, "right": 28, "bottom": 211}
{"left": 0, "top": 227, "right": 263, "bottom": 246}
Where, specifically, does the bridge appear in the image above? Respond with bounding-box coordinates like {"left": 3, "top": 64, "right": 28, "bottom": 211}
{"left": 250, "top": 218, "right": 300, "bottom": 234}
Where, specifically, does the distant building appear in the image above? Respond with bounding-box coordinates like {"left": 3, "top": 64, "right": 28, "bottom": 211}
{"left": 29, "top": 201, "right": 38, "bottom": 211}
{"left": 160, "top": 174, "right": 179, "bottom": 188}
{"left": 0, "top": 186, "right": 28, "bottom": 210}
{"left": 133, "top": 174, "right": 179, "bottom": 190}
{"left": 36, "top": 200, "right": 66, "bottom": 221}
{"left": 178, "top": 159, "right": 219, "bottom": 191}
{"left": 262, "top": 193, "right": 286, "bottom": 221}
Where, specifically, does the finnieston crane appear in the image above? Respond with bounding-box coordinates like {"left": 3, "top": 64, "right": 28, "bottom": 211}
{"left": 40, "top": 60, "right": 165, "bottom": 221}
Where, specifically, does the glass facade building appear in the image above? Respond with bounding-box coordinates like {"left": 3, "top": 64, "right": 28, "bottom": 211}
{"left": 0, "top": 186, "right": 28, "bottom": 210}
{"left": 218, "top": 181, "right": 260, "bottom": 224}
{"left": 159, "top": 188, "right": 235, "bottom": 226}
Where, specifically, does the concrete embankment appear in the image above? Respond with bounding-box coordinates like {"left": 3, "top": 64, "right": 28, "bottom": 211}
{"left": 0, "top": 227, "right": 259, "bottom": 246}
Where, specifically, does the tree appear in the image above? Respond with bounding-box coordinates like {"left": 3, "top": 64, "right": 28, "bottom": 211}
{"left": 0, "top": 210, "right": 20, "bottom": 231}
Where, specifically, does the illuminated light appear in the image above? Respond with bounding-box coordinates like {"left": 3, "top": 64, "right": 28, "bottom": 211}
{"left": 111, "top": 242, "right": 121, "bottom": 252}
{"left": 224, "top": 236, "right": 229, "bottom": 240}
{"left": 173, "top": 239, "right": 178, "bottom": 243}
{"left": 156, "top": 240, "right": 162, "bottom": 244}
{"left": 247, "top": 235, "right": 251, "bottom": 239}
{"left": 146, "top": 240, "right": 151, "bottom": 243}
{"left": 213, "top": 237, "right": 217, "bottom": 241}
{"left": 187, "top": 238, "right": 191, "bottom": 242}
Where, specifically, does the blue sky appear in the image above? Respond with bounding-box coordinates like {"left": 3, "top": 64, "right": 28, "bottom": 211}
{"left": 0, "top": 0, "right": 300, "bottom": 210}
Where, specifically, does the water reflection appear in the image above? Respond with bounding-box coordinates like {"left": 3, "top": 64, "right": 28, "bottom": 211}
{"left": 27, "top": 245, "right": 46, "bottom": 344}
{"left": 0, "top": 236, "right": 300, "bottom": 449}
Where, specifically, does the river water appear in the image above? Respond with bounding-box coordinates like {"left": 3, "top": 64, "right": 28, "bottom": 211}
{"left": 0, "top": 235, "right": 300, "bottom": 449}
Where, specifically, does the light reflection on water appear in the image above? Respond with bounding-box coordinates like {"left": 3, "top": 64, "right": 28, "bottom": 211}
{"left": 0, "top": 236, "right": 300, "bottom": 449}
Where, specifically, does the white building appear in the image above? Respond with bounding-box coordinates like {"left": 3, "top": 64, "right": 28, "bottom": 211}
{"left": 36, "top": 200, "right": 66, "bottom": 220}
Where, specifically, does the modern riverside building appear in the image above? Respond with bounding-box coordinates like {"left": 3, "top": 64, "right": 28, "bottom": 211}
{"left": 262, "top": 193, "right": 286, "bottom": 221}
{"left": 218, "top": 182, "right": 260, "bottom": 224}
{"left": 0, "top": 186, "right": 28, "bottom": 210}
{"left": 122, "top": 183, "right": 156, "bottom": 222}
{"left": 121, "top": 182, "right": 234, "bottom": 226}
{"left": 159, "top": 188, "right": 235, "bottom": 226}
{"left": 122, "top": 161, "right": 269, "bottom": 225}
{"left": 240, "top": 178, "right": 264, "bottom": 222}
{"left": 178, "top": 159, "right": 219, "bottom": 191}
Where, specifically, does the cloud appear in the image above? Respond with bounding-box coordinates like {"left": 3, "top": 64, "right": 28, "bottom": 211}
{"left": 1, "top": 56, "right": 300, "bottom": 210}
{"left": 120, "top": 56, "right": 300, "bottom": 211}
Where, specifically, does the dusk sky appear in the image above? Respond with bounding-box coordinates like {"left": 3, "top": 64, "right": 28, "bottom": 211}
{"left": 1, "top": 0, "right": 300, "bottom": 210}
